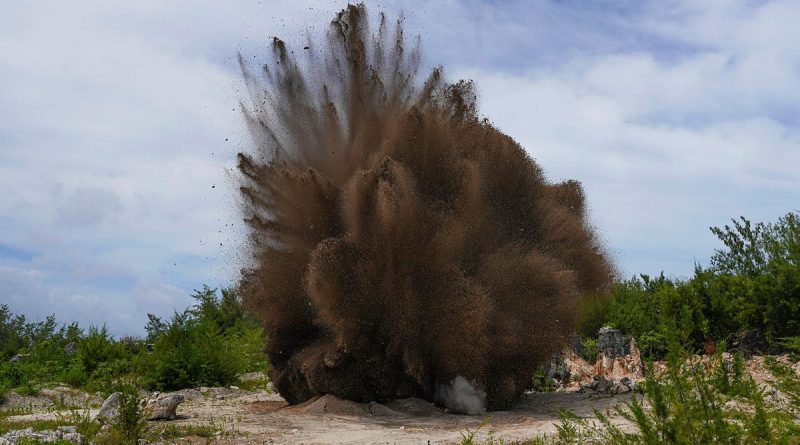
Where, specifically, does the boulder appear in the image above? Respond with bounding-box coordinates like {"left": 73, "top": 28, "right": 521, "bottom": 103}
{"left": 543, "top": 355, "right": 571, "bottom": 384}
{"left": 95, "top": 392, "right": 123, "bottom": 424}
{"left": 566, "top": 334, "right": 583, "bottom": 357}
{"left": 8, "top": 354, "right": 29, "bottom": 363}
{"left": 598, "top": 327, "right": 630, "bottom": 358}
{"left": 580, "top": 375, "right": 639, "bottom": 395}
{"left": 146, "top": 394, "right": 185, "bottom": 421}
{"left": 63, "top": 342, "right": 77, "bottom": 354}
{"left": 594, "top": 327, "right": 643, "bottom": 381}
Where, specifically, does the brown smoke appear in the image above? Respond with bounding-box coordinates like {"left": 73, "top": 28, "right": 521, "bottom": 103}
{"left": 236, "top": 4, "right": 613, "bottom": 411}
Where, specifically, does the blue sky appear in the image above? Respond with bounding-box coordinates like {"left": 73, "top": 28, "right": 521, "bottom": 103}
{"left": 1, "top": 1, "right": 798, "bottom": 335}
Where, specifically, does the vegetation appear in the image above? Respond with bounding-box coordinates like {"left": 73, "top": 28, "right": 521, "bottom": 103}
{"left": 578, "top": 211, "right": 800, "bottom": 359}
{"left": 461, "top": 337, "right": 800, "bottom": 444}
{"left": 3, "top": 211, "right": 799, "bottom": 445}
{"left": 0, "top": 286, "right": 266, "bottom": 398}
{"left": 459, "top": 211, "right": 800, "bottom": 444}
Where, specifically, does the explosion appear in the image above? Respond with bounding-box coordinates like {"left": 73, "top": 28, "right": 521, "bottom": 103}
{"left": 236, "top": 4, "right": 613, "bottom": 412}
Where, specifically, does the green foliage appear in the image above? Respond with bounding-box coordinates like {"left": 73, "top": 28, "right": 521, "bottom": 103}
{"left": 576, "top": 211, "right": 800, "bottom": 359}
{"left": 580, "top": 338, "right": 599, "bottom": 363}
{"left": 0, "top": 285, "right": 266, "bottom": 397}
{"left": 140, "top": 286, "right": 265, "bottom": 391}
{"left": 110, "top": 387, "right": 148, "bottom": 445}
{"left": 530, "top": 368, "right": 557, "bottom": 393}
{"left": 777, "top": 336, "right": 800, "bottom": 352}
{"left": 458, "top": 417, "right": 495, "bottom": 445}
{"left": 702, "top": 212, "right": 800, "bottom": 346}
{"left": 0, "top": 379, "right": 10, "bottom": 404}
{"left": 536, "top": 343, "right": 800, "bottom": 444}
{"left": 576, "top": 293, "right": 612, "bottom": 339}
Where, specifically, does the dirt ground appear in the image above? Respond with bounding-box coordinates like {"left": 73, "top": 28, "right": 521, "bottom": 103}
{"left": 6, "top": 353, "right": 798, "bottom": 444}
{"left": 156, "top": 389, "right": 634, "bottom": 444}
{"left": 3, "top": 386, "right": 635, "bottom": 444}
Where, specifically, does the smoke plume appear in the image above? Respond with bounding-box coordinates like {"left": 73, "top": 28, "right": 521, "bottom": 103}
{"left": 236, "top": 4, "right": 613, "bottom": 411}
{"left": 436, "top": 376, "right": 487, "bottom": 415}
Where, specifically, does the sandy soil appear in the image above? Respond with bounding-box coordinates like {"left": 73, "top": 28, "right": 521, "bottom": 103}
{"left": 3, "top": 385, "right": 635, "bottom": 444}
{"left": 8, "top": 353, "right": 798, "bottom": 444}
{"left": 143, "top": 389, "right": 633, "bottom": 444}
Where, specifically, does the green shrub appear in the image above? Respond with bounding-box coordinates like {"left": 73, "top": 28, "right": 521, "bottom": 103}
{"left": 114, "top": 388, "right": 147, "bottom": 444}
{"left": 0, "top": 379, "right": 10, "bottom": 403}
{"left": 60, "top": 363, "right": 88, "bottom": 388}
{"left": 636, "top": 330, "right": 667, "bottom": 359}
{"left": 77, "top": 326, "right": 116, "bottom": 376}
{"left": 142, "top": 315, "right": 244, "bottom": 390}
{"left": 140, "top": 286, "right": 264, "bottom": 390}
{"left": 576, "top": 293, "right": 612, "bottom": 339}
{"left": 578, "top": 212, "right": 800, "bottom": 359}
{"left": 90, "top": 385, "right": 147, "bottom": 445}
{"left": 16, "top": 383, "right": 38, "bottom": 396}
{"left": 549, "top": 339, "right": 800, "bottom": 444}
{"left": 529, "top": 368, "right": 557, "bottom": 393}
{"left": 579, "top": 338, "right": 598, "bottom": 363}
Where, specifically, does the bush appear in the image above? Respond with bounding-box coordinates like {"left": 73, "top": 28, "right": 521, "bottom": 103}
{"left": 77, "top": 326, "right": 116, "bottom": 376}
{"left": 575, "top": 293, "right": 611, "bottom": 339}
{"left": 0, "top": 379, "right": 10, "bottom": 403}
{"left": 579, "top": 338, "right": 598, "bottom": 364}
{"left": 90, "top": 385, "right": 147, "bottom": 445}
{"left": 140, "top": 286, "right": 265, "bottom": 390}
{"left": 0, "top": 285, "right": 266, "bottom": 395}
{"left": 548, "top": 338, "right": 800, "bottom": 444}
{"left": 114, "top": 388, "right": 148, "bottom": 444}
{"left": 576, "top": 211, "right": 800, "bottom": 358}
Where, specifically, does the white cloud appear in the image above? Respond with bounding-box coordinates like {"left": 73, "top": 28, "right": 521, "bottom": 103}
{"left": 454, "top": 1, "right": 800, "bottom": 277}
{"left": 0, "top": 0, "right": 798, "bottom": 332}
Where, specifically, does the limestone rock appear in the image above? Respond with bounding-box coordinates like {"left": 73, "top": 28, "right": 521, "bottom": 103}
{"left": 594, "top": 327, "right": 643, "bottom": 381}
{"left": 598, "top": 326, "right": 630, "bottom": 358}
{"left": 543, "top": 355, "right": 571, "bottom": 384}
{"left": 95, "top": 392, "right": 122, "bottom": 424}
{"left": 0, "top": 425, "right": 83, "bottom": 444}
{"left": 8, "top": 354, "right": 28, "bottom": 363}
{"left": 146, "top": 394, "right": 185, "bottom": 421}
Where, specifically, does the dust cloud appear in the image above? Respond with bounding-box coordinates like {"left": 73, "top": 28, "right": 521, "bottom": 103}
{"left": 236, "top": 4, "right": 613, "bottom": 411}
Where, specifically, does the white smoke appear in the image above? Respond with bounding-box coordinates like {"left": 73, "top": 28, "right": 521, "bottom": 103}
{"left": 435, "top": 375, "right": 487, "bottom": 415}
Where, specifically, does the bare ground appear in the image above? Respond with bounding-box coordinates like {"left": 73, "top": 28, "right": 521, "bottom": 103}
{"left": 3, "top": 385, "right": 636, "bottom": 444}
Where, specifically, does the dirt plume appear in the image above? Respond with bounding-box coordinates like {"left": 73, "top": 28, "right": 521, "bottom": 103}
{"left": 236, "top": 3, "right": 613, "bottom": 411}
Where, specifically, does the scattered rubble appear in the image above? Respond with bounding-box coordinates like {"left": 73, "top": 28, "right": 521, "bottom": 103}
{"left": 0, "top": 426, "right": 83, "bottom": 444}
{"left": 580, "top": 376, "right": 639, "bottom": 395}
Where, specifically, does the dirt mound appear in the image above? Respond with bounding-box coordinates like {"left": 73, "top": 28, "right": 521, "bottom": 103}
{"left": 286, "top": 394, "right": 443, "bottom": 418}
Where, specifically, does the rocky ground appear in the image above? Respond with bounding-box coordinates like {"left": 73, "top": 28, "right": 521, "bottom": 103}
{"left": 2, "top": 328, "right": 798, "bottom": 444}
{"left": 1, "top": 382, "right": 637, "bottom": 444}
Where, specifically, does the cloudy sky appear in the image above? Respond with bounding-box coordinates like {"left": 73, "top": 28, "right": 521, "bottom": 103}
{"left": 1, "top": 1, "right": 798, "bottom": 335}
